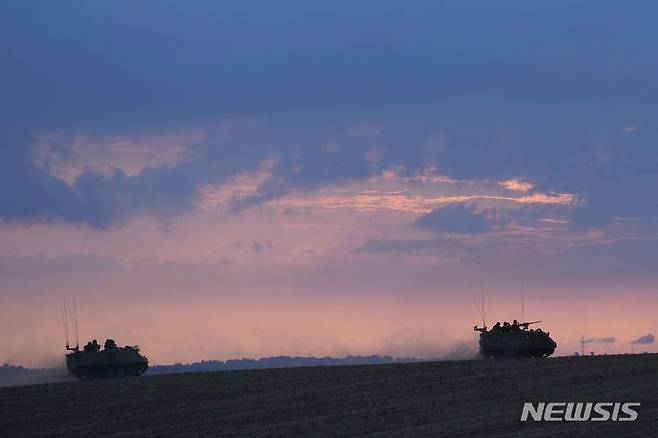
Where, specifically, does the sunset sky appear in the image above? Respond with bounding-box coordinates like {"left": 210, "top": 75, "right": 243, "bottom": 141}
{"left": 2, "top": 1, "right": 658, "bottom": 367}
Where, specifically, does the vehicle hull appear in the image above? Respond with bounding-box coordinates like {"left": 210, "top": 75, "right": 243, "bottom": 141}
{"left": 478, "top": 330, "right": 557, "bottom": 359}
{"left": 66, "top": 348, "right": 148, "bottom": 380}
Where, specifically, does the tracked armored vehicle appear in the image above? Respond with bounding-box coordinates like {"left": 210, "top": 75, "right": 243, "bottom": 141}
{"left": 474, "top": 320, "right": 557, "bottom": 358}
{"left": 66, "top": 339, "right": 148, "bottom": 380}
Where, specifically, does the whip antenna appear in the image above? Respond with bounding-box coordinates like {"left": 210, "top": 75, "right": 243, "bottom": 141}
{"left": 471, "top": 291, "right": 484, "bottom": 324}
{"left": 73, "top": 299, "right": 80, "bottom": 349}
{"left": 521, "top": 281, "right": 526, "bottom": 323}
{"left": 480, "top": 280, "right": 486, "bottom": 329}
{"left": 61, "top": 298, "right": 70, "bottom": 347}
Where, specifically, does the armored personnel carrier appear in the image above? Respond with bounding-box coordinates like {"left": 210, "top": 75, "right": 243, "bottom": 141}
{"left": 66, "top": 338, "right": 149, "bottom": 380}
{"left": 473, "top": 320, "right": 557, "bottom": 358}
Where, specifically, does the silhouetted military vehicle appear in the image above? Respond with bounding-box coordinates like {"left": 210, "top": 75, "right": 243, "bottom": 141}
{"left": 473, "top": 320, "right": 557, "bottom": 358}
{"left": 66, "top": 338, "right": 148, "bottom": 380}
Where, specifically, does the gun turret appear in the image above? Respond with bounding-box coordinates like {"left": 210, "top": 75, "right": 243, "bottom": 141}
{"left": 473, "top": 325, "right": 487, "bottom": 332}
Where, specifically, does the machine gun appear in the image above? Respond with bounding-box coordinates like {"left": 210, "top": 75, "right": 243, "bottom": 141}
{"left": 518, "top": 320, "right": 541, "bottom": 329}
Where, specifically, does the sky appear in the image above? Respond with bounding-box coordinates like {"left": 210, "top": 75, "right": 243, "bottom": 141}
{"left": 2, "top": 1, "right": 658, "bottom": 367}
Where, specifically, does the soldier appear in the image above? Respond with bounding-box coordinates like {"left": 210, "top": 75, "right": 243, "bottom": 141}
{"left": 91, "top": 339, "right": 100, "bottom": 352}
{"left": 83, "top": 341, "right": 93, "bottom": 352}
{"left": 492, "top": 322, "right": 501, "bottom": 331}
{"left": 104, "top": 339, "right": 117, "bottom": 350}
{"left": 512, "top": 319, "right": 519, "bottom": 330}
{"left": 503, "top": 321, "right": 511, "bottom": 332}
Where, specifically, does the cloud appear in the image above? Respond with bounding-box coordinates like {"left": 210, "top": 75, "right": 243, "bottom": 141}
{"left": 583, "top": 337, "right": 616, "bottom": 344}
{"left": 1, "top": 1, "right": 658, "bottom": 233}
{"left": 0, "top": 123, "right": 274, "bottom": 228}
{"left": 0, "top": 254, "right": 120, "bottom": 277}
{"left": 351, "top": 234, "right": 658, "bottom": 285}
{"left": 358, "top": 238, "right": 457, "bottom": 253}
{"left": 4, "top": 2, "right": 658, "bottom": 126}
{"left": 32, "top": 131, "right": 196, "bottom": 184}
{"left": 271, "top": 170, "right": 574, "bottom": 216}
{"left": 415, "top": 203, "right": 500, "bottom": 234}
{"left": 500, "top": 179, "right": 533, "bottom": 193}
{"left": 630, "top": 334, "right": 655, "bottom": 345}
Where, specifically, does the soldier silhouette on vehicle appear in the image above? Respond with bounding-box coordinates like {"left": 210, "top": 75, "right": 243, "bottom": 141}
{"left": 104, "top": 339, "right": 117, "bottom": 350}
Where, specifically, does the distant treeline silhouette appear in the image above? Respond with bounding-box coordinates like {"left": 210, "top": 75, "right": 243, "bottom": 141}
{"left": 1, "top": 355, "right": 419, "bottom": 386}
{"left": 0, "top": 364, "right": 73, "bottom": 387}
{"left": 146, "top": 355, "right": 417, "bottom": 375}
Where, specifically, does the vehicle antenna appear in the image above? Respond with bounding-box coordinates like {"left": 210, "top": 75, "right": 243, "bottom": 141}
{"left": 471, "top": 291, "right": 484, "bottom": 326}
{"left": 480, "top": 280, "right": 486, "bottom": 329}
{"left": 521, "top": 281, "right": 526, "bottom": 323}
{"left": 61, "top": 297, "right": 70, "bottom": 348}
{"left": 580, "top": 336, "right": 585, "bottom": 357}
{"left": 73, "top": 299, "right": 80, "bottom": 349}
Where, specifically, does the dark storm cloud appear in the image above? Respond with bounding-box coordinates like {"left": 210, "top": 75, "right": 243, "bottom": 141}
{"left": 2, "top": 1, "right": 658, "bottom": 226}
{"left": 0, "top": 121, "right": 386, "bottom": 227}
{"left": 0, "top": 138, "right": 215, "bottom": 228}
{"left": 3, "top": 1, "right": 658, "bottom": 127}
{"left": 0, "top": 140, "right": 81, "bottom": 223}
{"left": 630, "top": 334, "right": 655, "bottom": 345}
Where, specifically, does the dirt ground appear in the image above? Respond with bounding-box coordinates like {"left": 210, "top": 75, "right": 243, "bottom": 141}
{"left": 1, "top": 354, "right": 657, "bottom": 437}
